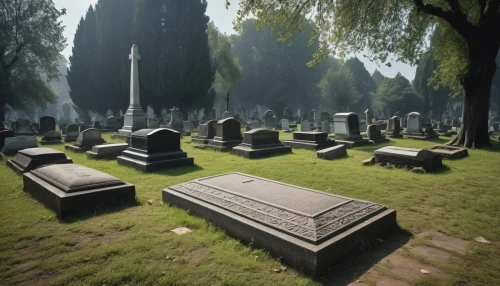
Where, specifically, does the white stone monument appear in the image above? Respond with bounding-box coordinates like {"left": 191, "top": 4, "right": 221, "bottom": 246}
{"left": 116, "top": 44, "right": 147, "bottom": 138}
{"left": 281, "top": 119, "right": 290, "bottom": 132}
{"left": 406, "top": 112, "right": 422, "bottom": 133}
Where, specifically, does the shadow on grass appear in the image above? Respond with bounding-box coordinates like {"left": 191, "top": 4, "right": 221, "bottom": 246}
{"left": 319, "top": 225, "right": 412, "bottom": 286}
{"left": 60, "top": 199, "right": 139, "bottom": 224}
{"left": 155, "top": 164, "right": 204, "bottom": 176}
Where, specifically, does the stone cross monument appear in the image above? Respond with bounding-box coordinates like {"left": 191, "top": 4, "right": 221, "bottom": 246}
{"left": 117, "top": 44, "right": 147, "bottom": 138}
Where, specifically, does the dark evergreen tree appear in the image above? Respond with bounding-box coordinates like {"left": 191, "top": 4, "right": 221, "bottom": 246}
{"left": 371, "top": 70, "right": 386, "bottom": 89}
{"left": 343, "top": 57, "right": 377, "bottom": 113}
{"left": 373, "top": 73, "right": 423, "bottom": 116}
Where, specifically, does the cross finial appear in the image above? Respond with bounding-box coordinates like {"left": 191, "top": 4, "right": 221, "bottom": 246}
{"left": 129, "top": 44, "right": 141, "bottom": 61}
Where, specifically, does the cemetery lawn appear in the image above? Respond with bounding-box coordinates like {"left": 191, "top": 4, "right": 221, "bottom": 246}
{"left": 1, "top": 133, "right": 500, "bottom": 286}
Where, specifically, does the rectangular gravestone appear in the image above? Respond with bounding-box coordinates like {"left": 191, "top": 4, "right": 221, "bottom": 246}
{"left": 7, "top": 147, "right": 72, "bottom": 175}
{"left": 64, "top": 124, "right": 79, "bottom": 142}
{"left": 301, "top": 120, "right": 311, "bottom": 132}
{"left": 2, "top": 136, "right": 38, "bottom": 155}
{"left": 232, "top": 129, "right": 291, "bottom": 159}
{"left": 87, "top": 143, "right": 129, "bottom": 160}
{"left": 283, "top": 132, "right": 336, "bottom": 151}
{"left": 281, "top": 119, "right": 291, "bottom": 132}
{"left": 23, "top": 164, "right": 135, "bottom": 218}
{"left": 192, "top": 120, "right": 217, "bottom": 144}
{"left": 39, "top": 116, "right": 56, "bottom": 134}
{"left": 65, "top": 128, "right": 106, "bottom": 152}
{"left": 374, "top": 146, "right": 443, "bottom": 171}
{"left": 163, "top": 173, "right": 396, "bottom": 276}
{"left": 15, "top": 120, "right": 35, "bottom": 136}
{"left": 333, "top": 113, "right": 368, "bottom": 148}
{"left": 317, "top": 145, "right": 347, "bottom": 160}
{"left": 207, "top": 118, "right": 243, "bottom": 151}
{"left": 41, "top": 130, "right": 63, "bottom": 144}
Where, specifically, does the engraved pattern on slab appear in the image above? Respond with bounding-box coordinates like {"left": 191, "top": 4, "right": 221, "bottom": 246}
{"left": 172, "top": 182, "right": 385, "bottom": 243}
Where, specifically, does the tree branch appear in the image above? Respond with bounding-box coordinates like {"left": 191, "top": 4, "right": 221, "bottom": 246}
{"left": 5, "top": 42, "right": 28, "bottom": 70}
{"left": 414, "top": 0, "right": 474, "bottom": 38}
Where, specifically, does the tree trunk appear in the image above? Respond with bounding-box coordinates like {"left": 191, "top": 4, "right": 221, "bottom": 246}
{"left": 447, "top": 59, "right": 496, "bottom": 148}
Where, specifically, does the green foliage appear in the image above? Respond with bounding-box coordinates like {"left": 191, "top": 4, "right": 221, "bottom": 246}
{"left": 318, "top": 67, "right": 359, "bottom": 112}
{"left": 372, "top": 73, "right": 423, "bottom": 116}
{"left": 491, "top": 51, "right": 500, "bottom": 114}
{"left": 343, "top": 57, "right": 377, "bottom": 112}
{"left": 371, "top": 70, "right": 386, "bottom": 88}
{"left": 0, "top": 0, "right": 65, "bottom": 118}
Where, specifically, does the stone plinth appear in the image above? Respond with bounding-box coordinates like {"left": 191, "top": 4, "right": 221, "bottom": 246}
{"left": 317, "top": 145, "right": 347, "bottom": 160}
{"left": 7, "top": 147, "right": 72, "bottom": 175}
{"left": 192, "top": 120, "right": 218, "bottom": 144}
{"left": 23, "top": 164, "right": 135, "bottom": 218}
{"left": 232, "top": 129, "right": 291, "bottom": 159}
{"left": 0, "top": 130, "right": 15, "bottom": 150}
{"left": 87, "top": 143, "right": 129, "bottom": 160}
{"left": 162, "top": 173, "right": 396, "bottom": 276}
{"left": 207, "top": 118, "right": 243, "bottom": 151}
{"left": 374, "top": 146, "right": 443, "bottom": 171}
{"left": 283, "top": 132, "right": 336, "bottom": 151}
{"left": 427, "top": 145, "right": 468, "bottom": 159}
{"left": 117, "top": 128, "right": 193, "bottom": 172}
{"left": 334, "top": 113, "right": 369, "bottom": 148}
{"left": 65, "top": 128, "right": 106, "bottom": 152}
{"left": 3, "top": 136, "right": 38, "bottom": 155}
{"left": 41, "top": 130, "right": 62, "bottom": 144}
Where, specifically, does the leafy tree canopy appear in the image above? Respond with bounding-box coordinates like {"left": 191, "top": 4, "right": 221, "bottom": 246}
{"left": 318, "top": 67, "right": 359, "bottom": 112}
{"left": 373, "top": 73, "right": 423, "bottom": 116}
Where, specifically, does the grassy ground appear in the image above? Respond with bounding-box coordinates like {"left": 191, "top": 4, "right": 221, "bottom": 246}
{"left": 0, "top": 131, "right": 499, "bottom": 285}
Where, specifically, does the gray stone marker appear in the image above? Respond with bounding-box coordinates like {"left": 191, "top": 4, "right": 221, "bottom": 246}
{"left": 0, "top": 130, "right": 15, "bottom": 150}
{"left": 64, "top": 124, "right": 79, "bottom": 142}
{"left": 23, "top": 164, "right": 135, "bottom": 218}
{"left": 192, "top": 120, "right": 218, "bottom": 144}
{"left": 427, "top": 145, "right": 468, "bottom": 159}
{"left": 65, "top": 128, "right": 106, "bottom": 152}
{"left": 333, "top": 113, "right": 369, "bottom": 148}
{"left": 163, "top": 173, "right": 396, "bottom": 276}
{"left": 281, "top": 119, "right": 291, "bottom": 132}
{"left": 147, "top": 118, "right": 160, "bottom": 129}
{"left": 263, "top": 110, "right": 275, "bottom": 129}
{"left": 87, "top": 143, "right": 129, "bottom": 160}
{"left": 207, "top": 118, "right": 243, "bottom": 151}
{"left": 232, "top": 128, "right": 291, "bottom": 159}
{"left": 301, "top": 120, "right": 311, "bottom": 131}
{"left": 283, "top": 132, "right": 335, "bottom": 151}
{"left": 321, "top": 121, "right": 330, "bottom": 134}
{"left": 374, "top": 146, "right": 442, "bottom": 171}
{"left": 117, "top": 128, "right": 193, "bottom": 172}
{"left": 3, "top": 136, "right": 38, "bottom": 155}
{"left": 167, "top": 107, "right": 184, "bottom": 133}
{"left": 15, "top": 119, "right": 35, "bottom": 135}
{"left": 78, "top": 124, "right": 92, "bottom": 133}
{"left": 404, "top": 113, "right": 439, "bottom": 140}
{"left": 39, "top": 116, "right": 56, "bottom": 134}
{"left": 317, "top": 144, "right": 347, "bottom": 160}
{"left": 251, "top": 120, "right": 260, "bottom": 130}
{"left": 182, "top": 121, "right": 193, "bottom": 136}
{"left": 41, "top": 130, "right": 62, "bottom": 144}
{"left": 366, "top": 124, "right": 389, "bottom": 144}
{"left": 107, "top": 116, "right": 118, "bottom": 131}
{"left": 92, "top": 121, "right": 101, "bottom": 130}
{"left": 364, "top": 108, "right": 373, "bottom": 126}
{"left": 222, "top": 111, "right": 231, "bottom": 119}
{"left": 7, "top": 147, "right": 72, "bottom": 174}
{"left": 385, "top": 116, "right": 402, "bottom": 138}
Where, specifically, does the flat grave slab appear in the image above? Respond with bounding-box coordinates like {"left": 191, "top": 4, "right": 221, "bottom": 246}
{"left": 317, "top": 144, "right": 347, "bottom": 160}
{"left": 232, "top": 129, "right": 291, "bottom": 159}
{"left": 23, "top": 164, "right": 135, "bottom": 218}
{"left": 374, "top": 146, "right": 443, "bottom": 171}
{"left": 334, "top": 138, "right": 369, "bottom": 148}
{"left": 283, "top": 132, "right": 336, "bottom": 151}
{"left": 427, "top": 145, "right": 468, "bottom": 159}
{"left": 7, "top": 147, "right": 72, "bottom": 175}
{"left": 87, "top": 143, "right": 129, "bottom": 160}
{"left": 163, "top": 173, "right": 396, "bottom": 276}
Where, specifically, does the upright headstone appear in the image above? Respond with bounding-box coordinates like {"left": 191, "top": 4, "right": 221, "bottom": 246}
{"left": 3, "top": 136, "right": 38, "bottom": 155}
{"left": 168, "top": 107, "right": 184, "bottom": 133}
{"left": 385, "top": 116, "right": 402, "bottom": 138}
{"left": 333, "top": 113, "right": 368, "bottom": 147}
{"left": 117, "top": 128, "right": 194, "bottom": 172}
{"left": 281, "top": 119, "right": 291, "bottom": 132}
{"left": 364, "top": 109, "right": 373, "bottom": 126}
{"left": 39, "top": 116, "right": 56, "bottom": 134}
{"left": 321, "top": 121, "right": 330, "bottom": 134}
{"left": 116, "top": 44, "right": 147, "bottom": 138}
{"left": 65, "top": 128, "right": 106, "bottom": 152}
{"left": 207, "top": 118, "right": 243, "bottom": 151}
{"left": 406, "top": 112, "right": 422, "bottom": 133}
{"left": 263, "top": 110, "right": 275, "bottom": 129}
{"left": 308, "top": 109, "right": 316, "bottom": 123}
{"left": 15, "top": 119, "right": 34, "bottom": 135}
{"left": 301, "top": 120, "right": 311, "bottom": 132}
{"left": 192, "top": 120, "right": 218, "bottom": 144}
{"left": 232, "top": 129, "right": 292, "bottom": 159}
{"left": 283, "top": 108, "right": 293, "bottom": 121}
{"left": 366, "top": 125, "right": 389, "bottom": 144}
{"left": 64, "top": 124, "right": 79, "bottom": 142}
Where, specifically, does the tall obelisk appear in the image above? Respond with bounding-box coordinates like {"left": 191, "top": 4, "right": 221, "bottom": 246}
{"left": 117, "top": 44, "right": 147, "bottom": 138}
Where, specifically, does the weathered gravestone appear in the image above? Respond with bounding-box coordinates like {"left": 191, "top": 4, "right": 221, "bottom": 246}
{"left": 232, "top": 129, "right": 291, "bottom": 159}
{"left": 168, "top": 108, "right": 184, "bottom": 133}
{"left": 107, "top": 116, "right": 118, "bottom": 131}
{"left": 163, "top": 173, "right": 396, "bottom": 276}
{"left": 283, "top": 107, "right": 293, "bottom": 122}
{"left": 15, "top": 119, "right": 35, "bottom": 135}
{"left": 183, "top": 121, "right": 193, "bottom": 136}
{"left": 264, "top": 110, "right": 275, "bottom": 129}
{"left": 65, "top": 128, "right": 106, "bottom": 152}
{"left": 301, "top": 120, "right": 311, "bottom": 131}
{"left": 317, "top": 144, "right": 347, "bottom": 160}
{"left": 117, "top": 128, "right": 193, "bottom": 172}
{"left": 7, "top": 147, "right": 72, "bottom": 174}
{"left": 39, "top": 116, "right": 56, "bottom": 134}
{"left": 192, "top": 120, "right": 218, "bottom": 144}
{"left": 3, "top": 136, "right": 38, "bottom": 155}
{"left": 238, "top": 107, "right": 247, "bottom": 120}
{"left": 281, "top": 119, "right": 291, "bottom": 133}
{"left": 385, "top": 116, "right": 402, "bottom": 138}
{"left": 92, "top": 121, "right": 101, "bottom": 130}
{"left": 366, "top": 124, "right": 389, "bottom": 144}
{"left": 365, "top": 109, "right": 374, "bottom": 126}
{"left": 59, "top": 124, "right": 68, "bottom": 136}
{"left": 207, "top": 118, "right": 243, "bottom": 151}
{"left": 87, "top": 143, "right": 129, "bottom": 160}
{"left": 427, "top": 145, "right": 468, "bottom": 159}
{"left": 222, "top": 111, "right": 231, "bottom": 119}
{"left": 147, "top": 118, "right": 160, "bottom": 129}
{"left": 41, "top": 130, "right": 63, "bottom": 144}
{"left": 283, "top": 132, "right": 335, "bottom": 151}
{"left": 0, "top": 130, "right": 15, "bottom": 150}
{"left": 251, "top": 120, "right": 260, "bottom": 130}
{"left": 78, "top": 124, "right": 92, "bottom": 133}
{"left": 321, "top": 121, "right": 330, "bottom": 134}
{"left": 374, "top": 146, "right": 442, "bottom": 171}
{"left": 403, "top": 112, "right": 440, "bottom": 140}
{"left": 23, "top": 164, "right": 135, "bottom": 218}
{"left": 64, "top": 124, "right": 79, "bottom": 142}
{"left": 333, "top": 113, "right": 369, "bottom": 148}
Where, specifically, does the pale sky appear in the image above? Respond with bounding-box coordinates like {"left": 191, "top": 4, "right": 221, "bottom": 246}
{"left": 53, "top": 0, "right": 416, "bottom": 81}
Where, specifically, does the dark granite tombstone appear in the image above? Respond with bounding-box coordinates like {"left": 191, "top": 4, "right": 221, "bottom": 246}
{"left": 7, "top": 147, "right": 72, "bottom": 174}
{"left": 23, "top": 164, "right": 135, "bottom": 218}
{"left": 78, "top": 124, "right": 92, "bottom": 133}
{"left": 283, "top": 107, "right": 293, "bottom": 122}
{"left": 92, "top": 121, "right": 101, "bottom": 130}
{"left": 65, "top": 128, "right": 105, "bottom": 152}
{"left": 15, "top": 119, "right": 35, "bottom": 135}
{"left": 366, "top": 125, "right": 389, "bottom": 144}
{"left": 385, "top": 116, "right": 402, "bottom": 138}
{"left": 41, "top": 130, "right": 63, "bottom": 144}
{"left": 64, "top": 124, "right": 79, "bottom": 142}
{"left": 308, "top": 109, "right": 316, "bottom": 122}
{"left": 59, "top": 124, "right": 68, "bottom": 135}
{"left": 3, "top": 136, "right": 38, "bottom": 155}
{"left": 31, "top": 123, "right": 40, "bottom": 133}
{"left": 0, "top": 130, "right": 15, "bottom": 150}
{"left": 192, "top": 120, "right": 218, "bottom": 144}
{"left": 117, "top": 128, "right": 193, "bottom": 172}
{"left": 107, "top": 116, "right": 118, "bottom": 131}
{"left": 39, "top": 116, "right": 56, "bottom": 134}
{"left": 374, "top": 146, "right": 442, "bottom": 171}
{"left": 333, "top": 113, "right": 369, "bottom": 148}
{"left": 207, "top": 118, "right": 243, "bottom": 151}
{"left": 320, "top": 111, "right": 331, "bottom": 123}
{"left": 283, "top": 132, "right": 336, "bottom": 150}
{"left": 163, "top": 173, "right": 396, "bottom": 276}
{"left": 232, "top": 128, "right": 291, "bottom": 159}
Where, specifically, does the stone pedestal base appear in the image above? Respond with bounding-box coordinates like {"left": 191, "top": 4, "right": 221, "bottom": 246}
{"left": 117, "top": 150, "right": 193, "bottom": 172}
{"left": 232, "top": 143, "right": 291, "bottom": 159}
{"left": 335, "top": 139, "right": 369, "bottom": 148}
{"left": 206, "top": 139, "right": 242, "bottom": 152}
{"left": 283, "top": 139, "right": 335, "bottom": 151}
{"left": 65, "top": 144, "right": 91, "bottom": 153}
{"left": 87, "top": 143, "right": 129, "bottom": 160}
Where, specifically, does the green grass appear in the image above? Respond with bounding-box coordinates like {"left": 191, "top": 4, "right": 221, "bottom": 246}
{"left": 0, "top": 132, "right": 499, "bottom": 285}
